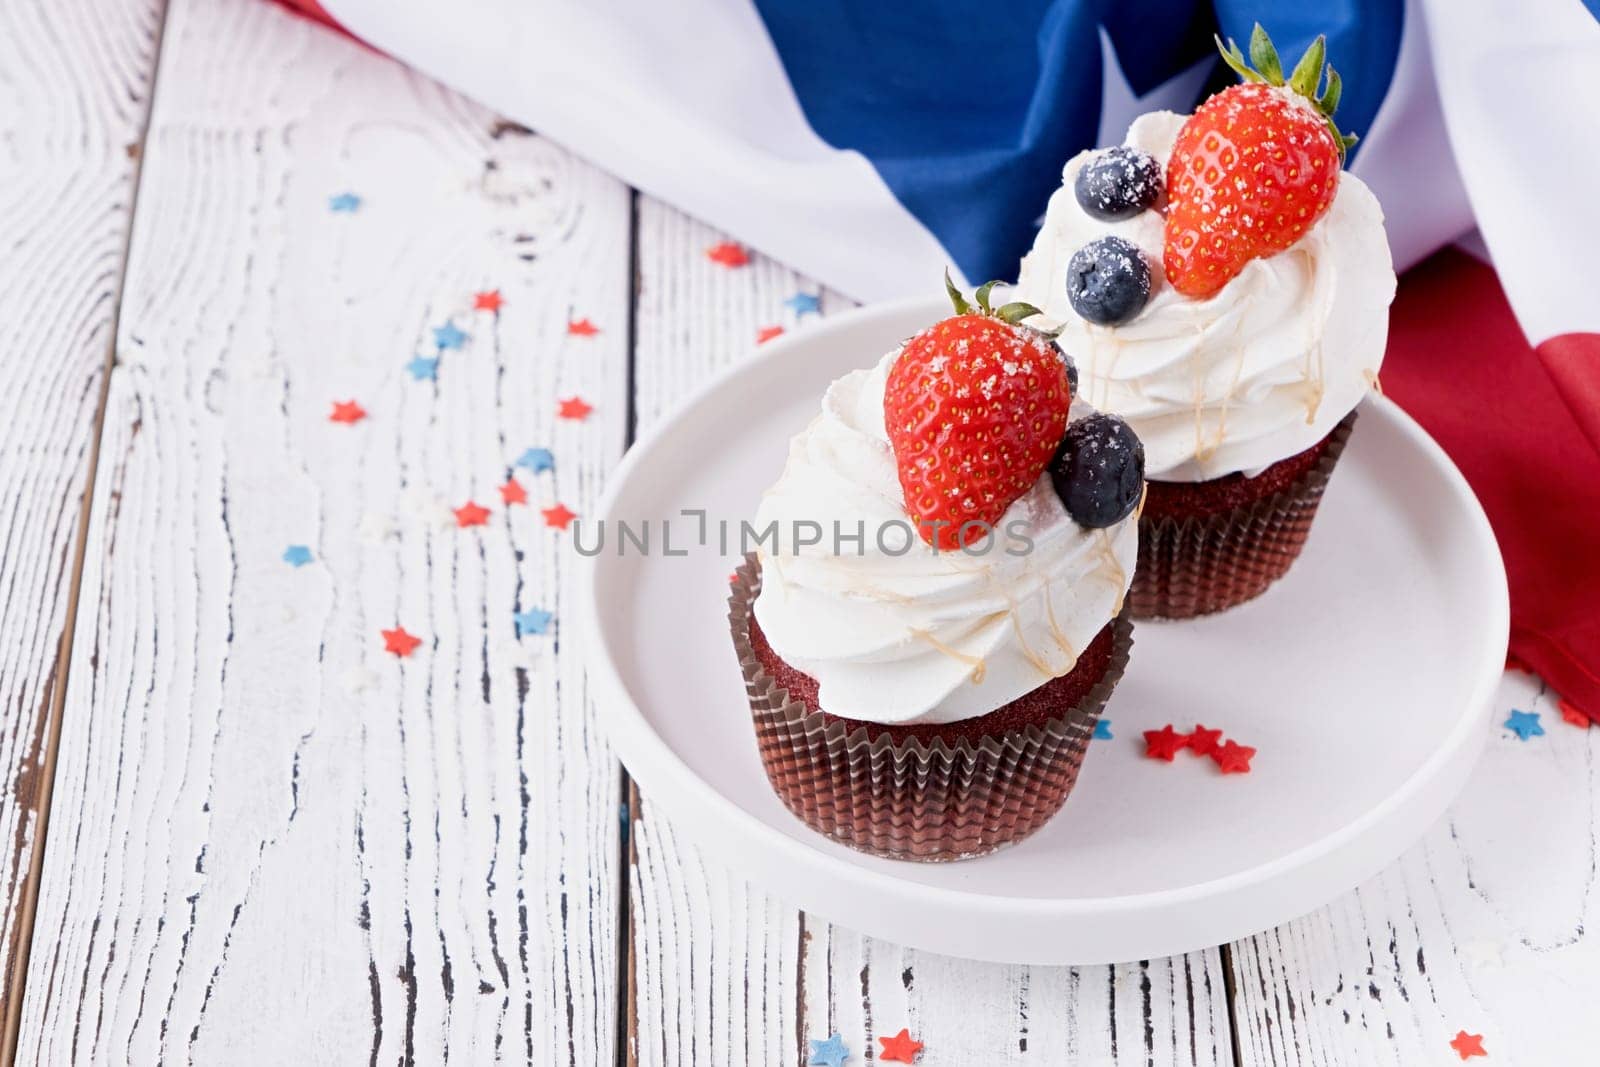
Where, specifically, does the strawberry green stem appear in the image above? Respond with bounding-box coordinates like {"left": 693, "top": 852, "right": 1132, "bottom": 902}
{"left": 1215, "top": 23, "right": 1358, "bottom": 158}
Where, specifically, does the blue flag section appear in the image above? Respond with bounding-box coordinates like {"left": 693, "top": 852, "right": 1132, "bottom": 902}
{"left": 755, "top": 0, "right": 1401, "bottom": 285}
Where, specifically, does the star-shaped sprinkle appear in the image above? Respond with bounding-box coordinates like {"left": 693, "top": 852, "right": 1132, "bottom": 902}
{"left": 1092, "top": 719, "right": 1113, "bottom": 740}
{"left": 807, "top": 1033, "right": 849, "bottom": 1067}
{"left": 329, "top": 400, "right": 367, "bottom": 424}
{"left": 542, "top": 503, "right": 577, "bottom": 530}
{"left": 785, "top": 291, "right": 821, "bottom": 315}
{"left": 405, "top": 355, "right": 439, "bottom": 381}
{"left": 1559, "top": 698, "right": 1590, "bottom": 727}
{"left": 1143, "top": 724, "right": 1187, "bottom": 762}
{"left": 1186, "top": 724, "right": 1223, "bottom": 756}
{"left": 756, "top": 325, "right": 784, "bottom": 344}
{"left": 877, "top": 1029, "right": 922, "bottom": 1063}
{"left": 514, "top": 607, "right": 553, "bottom": 637}
{"left": 1212, "top": 740, "right": 1256, "bottom": 774}
{"left": 282, "top": 545, "right": 313, "bottom": 567}
{"left": 382, "top": 627, "right": 422, "bottom": 657}
{"left": 473, "top": 289, "right": 504, "bottom": 312}
{"left": 499, "top": 477, "right": 527, "bottom": 505}
{"left": 1449, "top": 1030, "right": 1487, "bottom": 1059}
{"left": 328, "top": 192, "right": 361, "bottom": 213}
{"left": 454, "top": 501, "right": 491, "bottom": 527}
{"left": 707, "top": 241, "right": 750, "bottom": 268}
{"left": 1504, "top": 709, "right": 1543, "bottom": 741}
{"left": 516, "top": 447, "right": 555, "bottom": 474}
{"left": 567, "top": 317, "right": 600, "bottom": 336}
{"left": 433, "top": 322, "right": 468, "bottom": 350}
{"left": 558, "top": 396, "right": 593, "bottom": 420}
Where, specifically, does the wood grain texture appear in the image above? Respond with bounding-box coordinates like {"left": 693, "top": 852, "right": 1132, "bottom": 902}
{"left": 625, "top": 197, "right": 1236, "bottom": 1066}
{"left": 17, "top": 0, "right": 629, "bottom": 1060}
{"left": 0, "top": 0, "right": 165, "bottom": 1036}
{"left": 1229, "top": 671, "right": 1594, "bottom": 1066}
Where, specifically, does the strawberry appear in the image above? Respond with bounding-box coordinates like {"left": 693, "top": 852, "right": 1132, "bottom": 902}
{"left": 1163, "top": 25, "right": 1357, "bottom": 298}
{"left": 884, "top": 275, "right": 1074, "bottom": 550}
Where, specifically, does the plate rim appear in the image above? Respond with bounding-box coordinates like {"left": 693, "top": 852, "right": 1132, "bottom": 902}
{"left": 580, "top": 297, "right": 1509, "bottom": 954}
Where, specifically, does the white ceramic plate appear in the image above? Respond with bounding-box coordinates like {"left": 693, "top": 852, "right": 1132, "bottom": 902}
{"left": 581, "top": 297, "right": 1508, "bottom": 965}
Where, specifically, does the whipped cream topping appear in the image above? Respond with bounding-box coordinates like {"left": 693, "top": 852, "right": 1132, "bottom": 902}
{"left": 751, "top": 350, "right": 1136, "bottom": 726}
{"left": 1015, "top": 110, "right": 1396, "bottom": 481}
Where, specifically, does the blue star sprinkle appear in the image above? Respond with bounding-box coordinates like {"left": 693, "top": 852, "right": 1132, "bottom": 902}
{"left": 282, "top": 545, "right": 313, "bottom": 567}
{"left": 405, "top": 355, "right": 439, "bottom": 381}
{"left": 516, "top": 447, "right": 555, "bottom": 474}
{"left": 785, "top": 291, "right": 821, "bottom": 316}
{"left": 328, "top": 192, "right": 362, "bottom": 213}
{"left": 433, "top": 322, "right": 468, "bottom": 350}
{"left": 807, "top": 1033, "right": 849, "bottom": 1067}
{"left": 1093, "top": 719, "right": 1113, "bottom": 740}
{"left": 515, "top": 608, "right": 554, "bottom": 637}
{"left": 1505, "top": 709, "right": 1544, "bottom": 741}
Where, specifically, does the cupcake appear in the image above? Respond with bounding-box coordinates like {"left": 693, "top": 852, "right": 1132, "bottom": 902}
{"left": 731, "top": 280, "right": 1143, "bottom": 861}
{"left": 1014, "top": 27, "right": 1396, "bottom": 618}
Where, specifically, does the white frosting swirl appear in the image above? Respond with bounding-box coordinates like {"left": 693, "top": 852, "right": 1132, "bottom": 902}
{"left": 751, "top": 350, "right": 1136, "bottom": 725}
{"left": 1015, "top": 110, "right": 1396, "bottom": 481}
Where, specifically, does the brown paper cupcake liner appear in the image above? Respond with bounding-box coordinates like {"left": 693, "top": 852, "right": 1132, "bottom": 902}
{"left": 1130, "top": 410, "right": 1358, "bottom": 620}
{"left": 729, "top": 555, "right": 1133, "bottom": 862}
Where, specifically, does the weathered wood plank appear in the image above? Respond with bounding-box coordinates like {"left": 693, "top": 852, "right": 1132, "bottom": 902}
{"left": 1230, "top": 671, "right": 1594, "bottom": 1066}
{"left": 0, "top": 0, "right": 166, "bottom": 1047}
{"left": 625, "top": 198, "right": 1236, "bottom": 1066}
{"left": 17, "top": 0, "right": 629, "bottom": 1060}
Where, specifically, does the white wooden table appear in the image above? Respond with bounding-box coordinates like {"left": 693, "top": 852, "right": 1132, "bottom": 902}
{"left": 1, "top": 1, "right": 1593, "bottom": 1063}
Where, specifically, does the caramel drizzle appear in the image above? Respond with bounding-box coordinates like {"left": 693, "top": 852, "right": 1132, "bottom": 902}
{"left": 910, "top": 625, "right": 990, "bottom": 684}
{"left": 1096, "top": 530, "right": 1128, "bottom": 616}
{"left": 1041, "top": 580, "right": 1079, "bottom": 670}
{"left": 1301, "top": 334, "right": 1326, "bottom": 424}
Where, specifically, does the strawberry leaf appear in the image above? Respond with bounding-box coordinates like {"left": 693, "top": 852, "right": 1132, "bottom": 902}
{"left": 994, "top": 301, "right": 1043, "bottom": 325}
{"left": 974, "top": 280, "right": 1002, "bottom": 314}
{"left": 1248, "top": 24, "right": 1283, "bottom": 84}
{"left": 1215, "top": 35, "right": 1263, "bottom": 83}
{"left": 1288, "top": 35, "right": 1326, "bottom": 99}
{"left": 1318, "top": 66, "right": 1343, "bottom": 117}
{"left": 944, "top": 269, "right": 972, "bottom": 315}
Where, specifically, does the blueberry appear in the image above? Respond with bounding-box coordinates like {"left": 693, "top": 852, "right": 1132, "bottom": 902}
{"left": 1050, "top": 413, "right": 1145, "bottom": 528}
{"left": 1067, "top": 236, "right": 1151, "bottom": 326}
{"left": 1074, "top": 146, "right": 1163, "bottom": 221}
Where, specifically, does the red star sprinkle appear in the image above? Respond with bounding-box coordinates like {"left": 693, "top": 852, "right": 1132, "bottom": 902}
{"left": 1212, "top": 740, "right": 1256, "bottom": 774}
{"left": 382, "top": 627, "right": 422, "bottom": 657}
{"left": 329, "top": 400, "right": 367, "bottom": 424}
{"left": 1560, "top": 698, "right": 1590, "bottom": 727}
{"left": 756, "top": 324, "right": 784, "bottom": 344}
{"left": 542, "top": 503, "right": 577, "bottom": 530}
{"left": 877, "top": 1029, "right": 923, "bottom": 1063}
{"left": 1186, "top": 724, "right": 1224, "bottom": 757}
{"left": 558, "top": 396, "right": 593, "bottom": 420}
{"left": 473, "top": 289, "right": 504, "bottom": 312}
{"left": 453, "top": 501, "right": 490, "bottom": 527}
{"left": 567, "top": 317, "right": 600, "bottom": 336}
{"left": 1449, "top": 1031, "right": 1487, "bottom": 1059}
{"left": 1143, "top": 724, "right": 1188, "bottom": 762}
{"left": 706, "top": 241, "right": 750, "bottom": 268}
{"left": 499, "top": 477, "right": 528, "bottom": 506}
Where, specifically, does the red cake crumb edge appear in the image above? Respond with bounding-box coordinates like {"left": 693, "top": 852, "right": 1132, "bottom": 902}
{"left": 1140, "top": 430, "right": 1337, "bottom": 520}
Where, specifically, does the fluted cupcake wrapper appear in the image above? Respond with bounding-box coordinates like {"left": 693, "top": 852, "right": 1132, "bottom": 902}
{"left": 729, "top": 554, "right": 1133, "bottom": 862}
{"left": 1130, "top": 410, "right": 1358, "bottom": 621}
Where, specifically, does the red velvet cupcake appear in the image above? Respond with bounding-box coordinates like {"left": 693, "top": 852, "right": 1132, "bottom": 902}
{"left": 735, "top": 282, "right": 1143, "bottom": 861}
{"left": 1014, "top": 29, "right": 1395, "bottom": 618}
